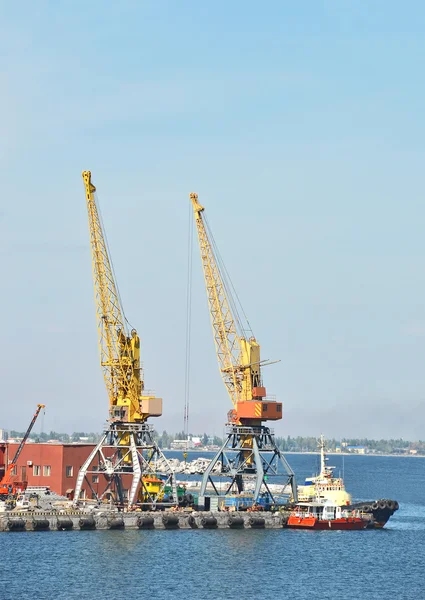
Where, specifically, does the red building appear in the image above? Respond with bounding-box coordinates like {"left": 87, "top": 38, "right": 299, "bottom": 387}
{"left": 0, "top": 442, "right": 95, "bottom": 498}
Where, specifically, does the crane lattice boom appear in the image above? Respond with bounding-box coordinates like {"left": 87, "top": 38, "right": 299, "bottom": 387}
{"left": 82, "top": 171, "right": 161, "bottom": 423}
{"left": 190, "top": 193, "right": 241, "bottom": 406}
{"left": 190, "top": 192, "right": 282, "bottom": 425}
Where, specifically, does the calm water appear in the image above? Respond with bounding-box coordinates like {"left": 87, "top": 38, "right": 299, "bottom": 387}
{"left": 1, "top": 454, "right": 424, "bottom": 600}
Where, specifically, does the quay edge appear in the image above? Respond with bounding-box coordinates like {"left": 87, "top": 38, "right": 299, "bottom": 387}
{"left": 0, "top": 510, "right": 285, "bottom": 531}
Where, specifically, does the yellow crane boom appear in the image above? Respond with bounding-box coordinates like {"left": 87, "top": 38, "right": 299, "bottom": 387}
{"left": 190, "top": 192, "right": 282, "bottom": 426}
{"left": 82, "top": 171, "right": 162, "bottom": 423}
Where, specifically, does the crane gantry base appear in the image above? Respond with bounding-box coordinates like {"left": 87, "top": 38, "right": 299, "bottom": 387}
{"left": 73, "top": 422, "right": 177, "bottom": 509}
{"left": 200, "top": 425, "right": 298, "bottom": 507}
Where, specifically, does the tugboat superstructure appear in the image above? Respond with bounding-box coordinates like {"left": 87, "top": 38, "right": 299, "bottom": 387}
{"left": 295, "top": 435, "right": 351, "bottom": 505}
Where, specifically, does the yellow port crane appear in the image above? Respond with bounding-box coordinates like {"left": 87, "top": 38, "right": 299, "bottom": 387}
{"left": 190, "top": 192, "right": 297, "bottom": 506}
{"left": 82, "top": 170, "right": 162, "bottom": 423}
{"left": 74, "top": 172, "right": 175, "bottom": 508}
{"left": 190, "top": 192, "right": 282, "bottom": 426}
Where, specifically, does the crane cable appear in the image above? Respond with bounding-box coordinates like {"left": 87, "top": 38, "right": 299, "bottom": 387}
{"left": 204, "top": 214, "right": 254, "bottom": 339}
{"left": 95, "top": 191, "right": 135, "bottom": 333}
{"left": 184, "top": 202, "right": 194, "bottom": 442}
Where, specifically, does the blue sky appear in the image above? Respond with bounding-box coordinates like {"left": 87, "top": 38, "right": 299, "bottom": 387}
{"left": 1, "top": 0, "right": 425, "bottom": 439}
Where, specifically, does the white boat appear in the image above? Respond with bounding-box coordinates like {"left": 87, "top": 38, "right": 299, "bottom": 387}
{"left": 15, "top": 494, "right": 31, "bottom": 511}
{"left": 294, "top": 435, "right": 351, "bottom": 505}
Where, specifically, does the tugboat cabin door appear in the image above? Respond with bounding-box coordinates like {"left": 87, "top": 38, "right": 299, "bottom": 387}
{"left": 323, "top": 505, "right": 342, "bottom": 520}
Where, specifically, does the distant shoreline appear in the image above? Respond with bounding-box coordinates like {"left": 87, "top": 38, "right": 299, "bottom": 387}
{"left": 166, "top": 448, "right": 425, "bottom": 458}
{"left": 285, "top": 451, "right": 425, "bottom": 458}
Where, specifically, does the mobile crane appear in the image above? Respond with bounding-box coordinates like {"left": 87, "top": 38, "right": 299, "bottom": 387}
{"left": 0, "top": 404, "right": 45, "bottom": 500}
{"left": 73, "top": 171, "right": 176, "bottom": 508}
{"left": 190, "top": 193, "right": 297, "bottom": 508}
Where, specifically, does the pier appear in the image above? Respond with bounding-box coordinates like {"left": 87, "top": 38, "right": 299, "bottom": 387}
{"left": 0, "top": 510, "right": 285, "bottom": 531}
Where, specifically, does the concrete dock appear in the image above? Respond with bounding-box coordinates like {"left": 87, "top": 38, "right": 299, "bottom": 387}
{"left": 0, "top": 510, "right": 286, "bottom": 531}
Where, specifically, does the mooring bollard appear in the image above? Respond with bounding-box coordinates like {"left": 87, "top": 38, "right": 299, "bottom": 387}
{"left": 57, "top": 518, "right": 73, "bottom": 530}
{"left": 32, "top": 519, "right": 50, "bottom": 531}
{"left": 162, "top": 514, "right": 179, "bottom": 529}
{"left": 108, "top": 517, "right": 125, "bottom": 530}
{"left": 201, "top": 515, "right": 218, "bottom": 529}
{"left": 248, "top": 516, "right": 265, "bottom": 528}
{"left": 137, "top": 515, "right": 155, "bottom": 529}
{"left": 79, "top": 516, "right": 96, "bottom": 530}
{"left": 6, "top": 518, "right": 26, "bottom": 531}
{"left": 228, "top": 515, "right": 244, "bottom": 529}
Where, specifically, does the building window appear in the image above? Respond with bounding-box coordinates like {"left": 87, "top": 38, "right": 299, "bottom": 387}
{"left": 33, "top": 465, "right": 41, "bottom": 476}
{"left": 92, "top": 475, "right": 99, "bottom": 484}
{"left": 66, "top": 466, "right": 73, "bottom": 477}
{"left": 43, "top": 465, "right": 51, "bottom": 477}
{"left": 10, "top": 466, "right": 17, "bottom": 476}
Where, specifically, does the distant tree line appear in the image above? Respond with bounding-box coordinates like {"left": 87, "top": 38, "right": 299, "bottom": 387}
{"left": 9, "top": 431, "right": 101, "bottom": 443}
{"left": 8, "top": 429, "right": 223, "bottom": 448}
{"left": 7, "top": 430, "right": 425, "bottom": 454}
{"left": 275, "top": 436, "right": 425, "bottom": 454}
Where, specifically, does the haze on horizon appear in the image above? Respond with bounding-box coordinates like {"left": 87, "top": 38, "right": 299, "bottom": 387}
{"left": 1, "top": 1, "right": 424, "bottom": 441}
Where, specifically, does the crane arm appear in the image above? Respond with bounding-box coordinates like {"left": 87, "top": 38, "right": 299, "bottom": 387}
{"left": 190, "top": 193, "right": 241, "bottom": 407}
{"left": 82, "top": 171, "right": 161, "bottom": 424}
{"left": 191, "top": 193, "right": 282, "bottom": 425}
{"left": 82, "top": 171, "right": 143, "bottom": 423}
{"left": 0, "top": 404, "right": 45, "bottom": 488}
{"left": 10, "top": 404, "right": 45, "bottom": 466}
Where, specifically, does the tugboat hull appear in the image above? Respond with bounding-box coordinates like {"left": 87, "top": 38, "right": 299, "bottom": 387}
{"left": 287, "top": 515, "right": 368, "bottom": 530}
{"left": 346, "top": 499, "right": 399, "bottom": 528}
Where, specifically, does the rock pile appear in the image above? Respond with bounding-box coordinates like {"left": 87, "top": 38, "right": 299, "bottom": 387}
{"left": 154, "top": 457, "right": 221, "bottom": 475}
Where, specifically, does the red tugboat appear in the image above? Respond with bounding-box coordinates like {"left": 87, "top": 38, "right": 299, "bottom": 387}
{"left": 286, "top": 435, "right": 399, "bottom": 529}
{"left": 286, "top": 501, "right": 372, "bottom": 530}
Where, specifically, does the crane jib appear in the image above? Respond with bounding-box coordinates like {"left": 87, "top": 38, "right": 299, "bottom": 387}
{"left": 190, "top": 192, "right": 282, "bottom": 426}
{"left": 9, "top": 404, "right": 45, "bottom": 469}
{"left": 82, "top": 171, "right": 162, "bottom": 424}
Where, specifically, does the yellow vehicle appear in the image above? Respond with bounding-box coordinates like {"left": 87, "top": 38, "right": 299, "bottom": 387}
{"left": 139, "top": 476, "right": 194, "bottom": 507}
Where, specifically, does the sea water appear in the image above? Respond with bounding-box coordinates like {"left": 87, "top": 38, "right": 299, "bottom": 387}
{"left": 1, "top": 454, "right": 423, "bottom": 600}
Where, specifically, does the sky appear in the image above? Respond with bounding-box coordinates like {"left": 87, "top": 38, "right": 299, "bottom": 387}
{"left": 1, "top": 0, "right": 425, "bottom": 440}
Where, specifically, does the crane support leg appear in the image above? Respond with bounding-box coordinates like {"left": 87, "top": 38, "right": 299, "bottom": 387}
{"left": 252, "top": 436, "right": 264, "bottom": 501}
{"left": 128, "top": 434, "right": 142, "bottom": 506}
{"left": 199, "top": 424, "right": 297, "bottom": 509}
{"left": 277, "top": 446, "right": 298, "bottom": 503}
{"left": 199, "top": 435, "right": 230, "bottom": 497}
{"left": 73, "top": 423, "right": 177, "bottom": 509}
{"left": 74, "top": 433, "right": 108, "bottom": 503}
